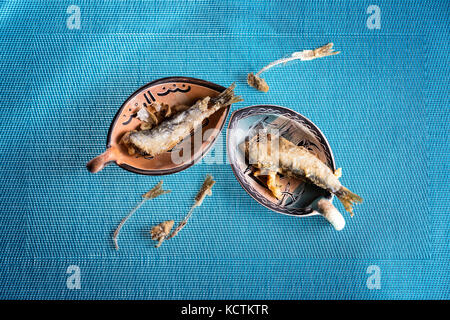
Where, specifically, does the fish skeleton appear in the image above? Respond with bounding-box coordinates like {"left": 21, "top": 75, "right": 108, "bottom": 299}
{"left": 240, "top": 133, "right": 362, "bottom": 215}
{"left": 126, "top": 84, "right": 242, "bottom": 156}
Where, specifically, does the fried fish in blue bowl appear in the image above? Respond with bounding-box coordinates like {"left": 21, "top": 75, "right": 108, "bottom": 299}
{"left": 226, "top": 105, "right": 362, "bottom": 227}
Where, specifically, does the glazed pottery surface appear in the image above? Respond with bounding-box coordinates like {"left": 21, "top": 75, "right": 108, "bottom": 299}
{"left": 89, "top": 77, "right": 229, "bottom": 175}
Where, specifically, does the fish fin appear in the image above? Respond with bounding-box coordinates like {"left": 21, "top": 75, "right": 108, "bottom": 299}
{"left": 198, "top": 96, "right": 211, "bottom": 112}
{"left": 336, "top": 187, "right": 363, "bottom": 217}
{"left": 334, "top": 168, "right": 342, "bottom": 178}
{"left": 267, "top": 171, "right": 283, "bottom": 199}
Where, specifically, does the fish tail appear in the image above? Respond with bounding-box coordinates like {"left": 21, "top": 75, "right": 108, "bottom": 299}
{"left": 211, "top": 83, "right": 243, "bottom": 107}
{"left": 336, "top": 187, "right": 363, "bottom": 217}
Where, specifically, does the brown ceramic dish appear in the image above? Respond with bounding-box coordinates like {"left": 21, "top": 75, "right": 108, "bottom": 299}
{"left": 87, "top": 77, "right": 229, "bottom": 175}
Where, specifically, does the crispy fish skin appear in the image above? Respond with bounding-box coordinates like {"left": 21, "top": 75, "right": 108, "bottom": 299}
{"left": 128, "top": 84, "right": 242, "bottom": 156}
{"left": 241, "top": 134, "right": 362, "bottom": 215}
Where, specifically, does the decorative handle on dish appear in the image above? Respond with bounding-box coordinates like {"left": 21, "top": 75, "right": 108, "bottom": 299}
{"left": 312, "top": 197, "right": 346, "bottom": 231}
{"left": 86, "top": 148, "right": 116, "bottom": 173}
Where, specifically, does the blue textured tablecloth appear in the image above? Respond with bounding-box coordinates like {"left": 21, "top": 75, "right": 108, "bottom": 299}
{"left": 0, "top": 0, "right": 448, "bottom": 299}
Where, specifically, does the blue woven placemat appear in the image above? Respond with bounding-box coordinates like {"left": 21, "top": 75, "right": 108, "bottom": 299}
{"left": 0, "top": 0, "right": 448, "bottom": 299}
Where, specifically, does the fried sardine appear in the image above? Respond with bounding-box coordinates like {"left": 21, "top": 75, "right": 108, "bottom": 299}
{"left": 240, "top": 134, "right": 362, "bottom": 215}
{"left": 123, "top": 84, "right": 242, "bottom": 157}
